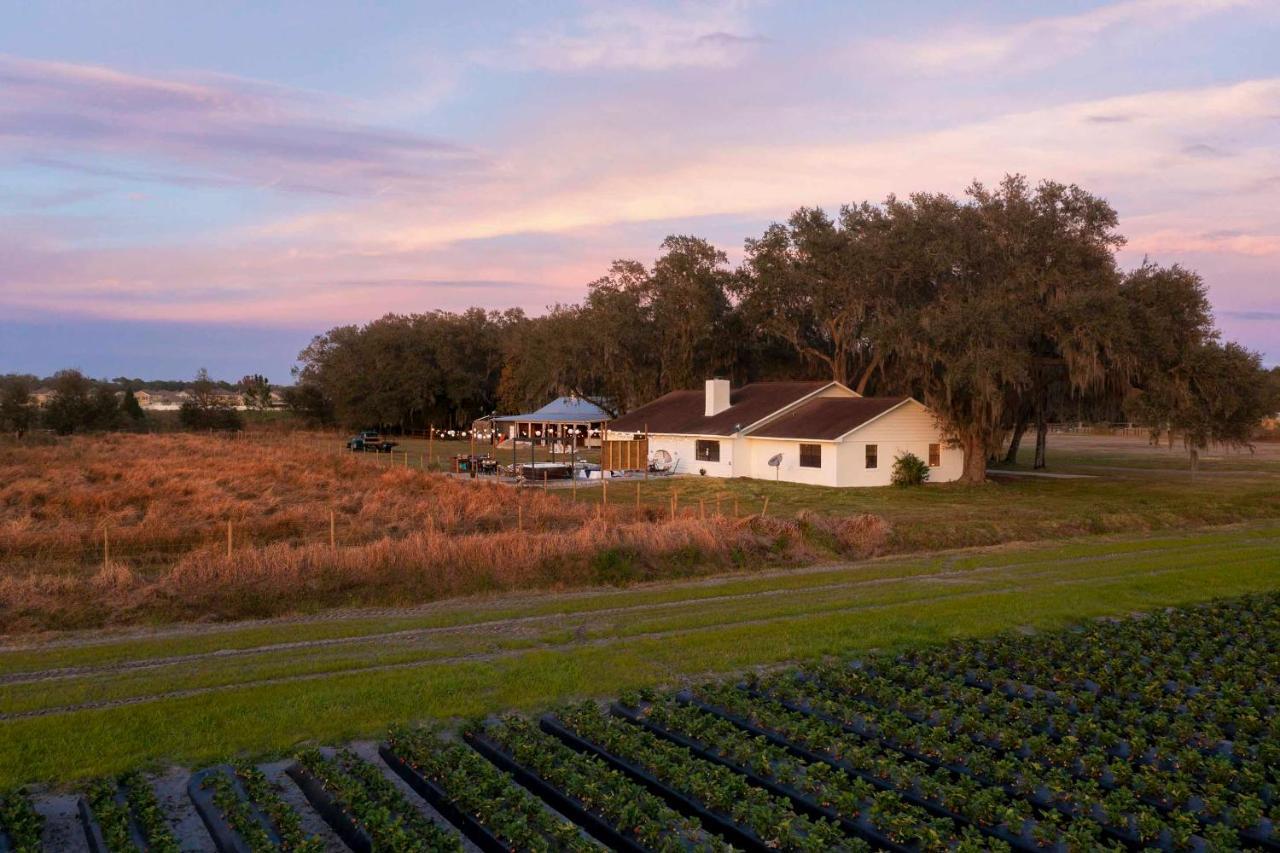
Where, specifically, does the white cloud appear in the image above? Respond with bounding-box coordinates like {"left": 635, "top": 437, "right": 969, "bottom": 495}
{"left": 869, "top": 0, "right": 1259, "bottom": 73}
{"left": 493, "top": 0, "right": 765, "bottom": 72}
{"left": 262, "top": 77, "right": 1280, "bottom": 261}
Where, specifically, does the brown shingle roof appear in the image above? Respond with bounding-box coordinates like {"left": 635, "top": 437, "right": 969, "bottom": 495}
{"left": 749, "top": 396, "right": 911, "bottom": 440}
{"left": 609, "top": 381, "right": 831, "bottom": 436}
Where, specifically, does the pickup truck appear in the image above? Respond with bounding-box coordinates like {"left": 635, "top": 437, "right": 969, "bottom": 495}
{"left": 346, "top": 430, "right": 398, "bottom": 453}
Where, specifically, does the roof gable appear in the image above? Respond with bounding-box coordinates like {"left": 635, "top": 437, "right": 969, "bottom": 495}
{"left": 609, "top": 381, "right": 833, "bottom": 436}
{"left": 747, "top": 396, "right": 913, "bottom": 440}
{"left": 496, "top": 396, "right": 610, "bottom": 423}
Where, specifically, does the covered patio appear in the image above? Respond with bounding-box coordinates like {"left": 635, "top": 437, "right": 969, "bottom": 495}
{"left": 492, "top": 396, "right": 611, "bottom": 448}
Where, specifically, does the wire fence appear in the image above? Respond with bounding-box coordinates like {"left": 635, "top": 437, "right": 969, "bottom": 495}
{"left": 3, "top": 479, "right": 769, "bottom": 575}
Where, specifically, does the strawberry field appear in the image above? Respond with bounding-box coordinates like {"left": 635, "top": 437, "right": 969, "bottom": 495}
{"left": 7, "top": 591, "right": 1279, "bottom": 851}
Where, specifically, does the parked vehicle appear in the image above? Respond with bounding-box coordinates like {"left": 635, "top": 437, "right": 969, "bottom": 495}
{"left": 346, "top": 431, "right": 398, "bottom": 453}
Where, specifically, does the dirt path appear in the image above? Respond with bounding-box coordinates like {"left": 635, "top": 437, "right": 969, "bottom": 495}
{"left": 5, "top": 551, "right": 1263, "bottom": 722}
{"left": 5, "top": 531, "right": 1270, "bottom": 687}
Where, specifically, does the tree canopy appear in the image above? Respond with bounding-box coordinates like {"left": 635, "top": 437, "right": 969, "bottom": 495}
{"left": 290, "top": 175, "right": 1273, "bottom": 479}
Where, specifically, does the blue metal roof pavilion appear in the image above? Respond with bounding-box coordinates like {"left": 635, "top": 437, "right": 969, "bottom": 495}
{"left": 492, "top": 396, "right": 610, "bottom": 424}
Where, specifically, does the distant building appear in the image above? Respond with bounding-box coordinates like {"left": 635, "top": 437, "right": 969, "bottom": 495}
{"left": 607, "top": 379, "right": 963, "bottom": 487}
{"left": 136, "top": 390, "right": 189, "bottom": 411}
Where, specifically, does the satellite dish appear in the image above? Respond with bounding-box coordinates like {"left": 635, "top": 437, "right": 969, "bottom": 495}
{"left": 767, "top": 453, "right": 783, "bottom": 481}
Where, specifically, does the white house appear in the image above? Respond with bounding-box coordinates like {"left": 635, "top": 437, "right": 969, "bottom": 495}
{"left": 606, "top": 379, "right": 963, "bottom": 487}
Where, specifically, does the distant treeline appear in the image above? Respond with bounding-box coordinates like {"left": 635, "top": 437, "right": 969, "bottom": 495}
{"left": 294, "top": 176, "right": 1279, "bottom": 481}
{"left": 0, "top": 369, "right": 280, "bottom": 435}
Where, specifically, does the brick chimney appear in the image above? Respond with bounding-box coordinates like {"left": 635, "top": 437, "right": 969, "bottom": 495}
{"left": 705, "top": 378, "right": 731, "bottom": 417}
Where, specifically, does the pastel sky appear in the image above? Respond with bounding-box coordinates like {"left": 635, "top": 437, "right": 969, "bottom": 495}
{"left": 2, "top": 0, "right": 1277, "bottom": 382}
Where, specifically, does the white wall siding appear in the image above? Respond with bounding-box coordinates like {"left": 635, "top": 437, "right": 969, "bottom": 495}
{"left": 741, "top": 438, "right": 839, "bottom": 486}
{"left": 835, "top": 401, "right": 963, "bottom": 485}
{"left": 629, "top": 434, "right": 736, "bottom": 478}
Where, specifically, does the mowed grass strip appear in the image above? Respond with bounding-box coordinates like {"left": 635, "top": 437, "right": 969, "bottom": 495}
{"left": 2, "top": 527, "right": 1278, "bottom": 788}
{"left": 4, "top": 522, "right": 1275, "bottom": 677}
{"left": 8, "top": 536, "right": 1278, "bottom": 718}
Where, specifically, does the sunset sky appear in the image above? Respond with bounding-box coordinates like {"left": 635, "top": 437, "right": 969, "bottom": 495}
{"left": 2, "top": 0, "right": 1277, "bottom": 382}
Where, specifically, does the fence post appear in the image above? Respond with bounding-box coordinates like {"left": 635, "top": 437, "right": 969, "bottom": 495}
{"left": 635, "top": 482, "right": 641, "bottom": 513}
{"left": 700, "top": 498, "right": 705, "bottom": 520}
{"left": 602, "top": 478, "right": 608, "bottom": 506}
{"left": 715, "top": 494, "right": 722, "bottom": 516}
{"left": 329, "top": 510, "right": 336, "bottom": 549}
{"left": 226, "top": 519, "right": 233, "bottom": 558}
{"left": 760, "top": 496, "right": 769, "bottom": 518}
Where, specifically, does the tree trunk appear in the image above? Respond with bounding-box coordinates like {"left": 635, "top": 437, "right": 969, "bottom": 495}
{"left": 854, "top": 353, "right": 882, "bottom": 395}
{"left": 1033, "top": 415, "right": 1048, "bottom": 470}
{"left": 959, "top": 434, "right": 988, "bottom": 484}
{"left": 1003, "top": 415, "right": 1029, "bottom": 464}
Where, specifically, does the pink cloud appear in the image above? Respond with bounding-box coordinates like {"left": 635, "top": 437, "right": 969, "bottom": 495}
{"left": 0, "top": 55, "right": 482, "bottom": 198}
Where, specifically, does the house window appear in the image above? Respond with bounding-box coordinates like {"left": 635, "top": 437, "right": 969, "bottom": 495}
{"left": 799, "top": 443, "right": 822, "bottom": 468}
{"left": 865, "top": 444, "right": 878, "bottom": 469}
{"left": 695, "top": 439, "right": 720, "bottom": 462}
{"left": 928, "top": 443, "right": 941, "bottom": 467}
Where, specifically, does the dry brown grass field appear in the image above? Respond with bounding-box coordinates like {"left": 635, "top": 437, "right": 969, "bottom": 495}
{"left": 0, "top": 433, "right": 885, "bottom": 633}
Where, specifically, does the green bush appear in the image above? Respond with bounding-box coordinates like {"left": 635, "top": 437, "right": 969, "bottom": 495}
{"left": 891, "top": 451, "right": 930, "bottom": 487}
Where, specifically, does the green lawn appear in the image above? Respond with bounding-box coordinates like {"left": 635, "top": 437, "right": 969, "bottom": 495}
{"left": 4, "top": 522, "right": 1279, "bottom": 789}
{"left": 560, "top": 466, "right": 1280, "bottom": 553}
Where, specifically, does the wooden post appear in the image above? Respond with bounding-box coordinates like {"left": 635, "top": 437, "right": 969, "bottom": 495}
{"left": 543, "top": 470, "right": 548, "bottom": 492}
{"left": 644, "top": 425, "right": 649, "bottom": 480}
{"left": 761, "top": 496, "right": 770, "bottom": 518}
{"left": 226, "top": 519, "right": 233, "bottom": 558}
{"left": 428, "top": 425, "right": 434, "bottom": 468}
{"left": 602, "top": 477, "right": 608, "bottom": 506}
{"left": 670, "top": 492, "right": 676, "bottom": 521}
{"left": 715, "top": 494, "right": 722, "bottom": 516}
{"left": 329, "top": 510, "right": 336, "bottom": 549}
{"left": 700, "top": 498, "right": 705, "bottom": 520}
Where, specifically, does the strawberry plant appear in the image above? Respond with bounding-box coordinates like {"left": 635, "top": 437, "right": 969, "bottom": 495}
{"left": 233, "top": 763, "right": 323, "bottom": 852}
{"left": 0, "top": 788, "right": 43, "bottom": 853}
{"left": 294, "top": 749, "right": 461, "bottom": 852}
{"left": 385, "top": 725, "right": 598, "bottom": 851}
{"left": 85, "top": 773, "right": 179, "bottom": 853}
{"left": 555, "top": 701, "right": 862, "bottom": 851}
{"left": 477, "top": 715, "right": 731, "bottom": 851}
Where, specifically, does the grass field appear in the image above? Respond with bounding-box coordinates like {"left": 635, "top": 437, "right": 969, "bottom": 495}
{"left": 3, "top": 521, "right": 1279, "bottom": 789}
{"left": 4, "top": 431, "right": 1279, "bottom": 631}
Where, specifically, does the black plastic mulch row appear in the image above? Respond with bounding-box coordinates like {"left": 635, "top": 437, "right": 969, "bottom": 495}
{"left": 285, "top": 763, "right": 373, "bottom": 853}
{"left": 802, "top": 671, "right": 1280, "bottom": 852}
{"left": 188, "top": 766, "right": 284, "bottom": 853}
{"left": 462, "top": 731, "right": 651, "bottom": 853}
{"left": 78, "top": 786, "right": 149, "bottom": 853}
{"left": 539, "top": 713, "right": 773, "bottom": 853}
{"left": 377, "top": 743, "right": 520, "bottom": 853}
{"left": 757, "top": 686, "right": 1195, "bottom": 853}
{"left": 672, "top": 691, "right": 1046, "bottom": 853}
{"left": 609, "top": 702, "right": 912, "bottom": 853}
